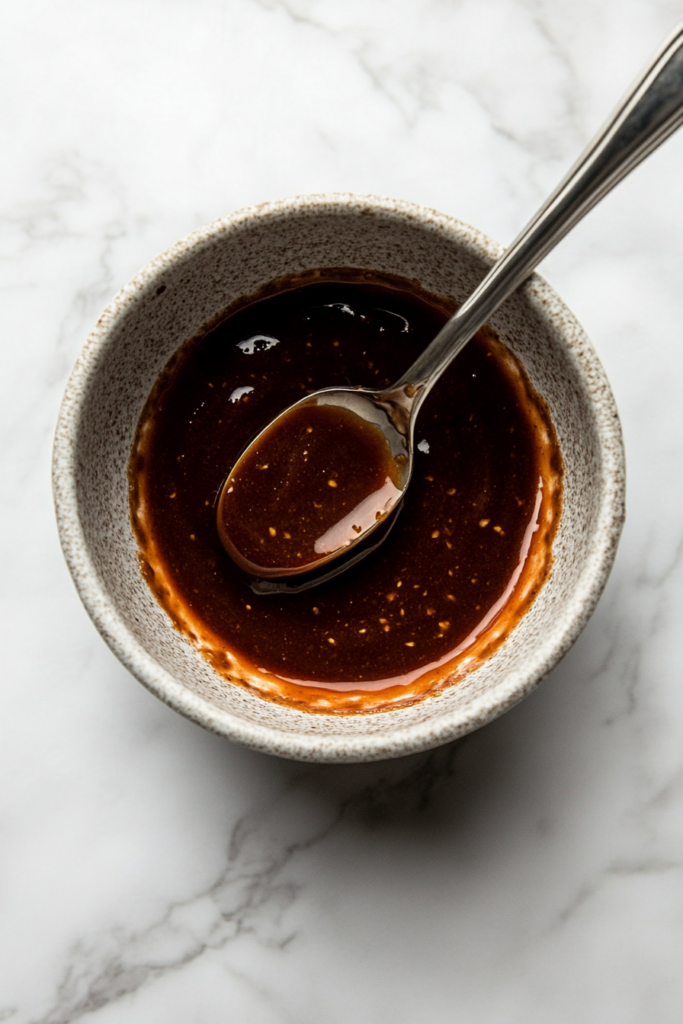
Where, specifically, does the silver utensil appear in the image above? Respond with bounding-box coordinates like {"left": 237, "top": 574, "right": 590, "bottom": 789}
{"left": 230, "top": 24, "right": 683, "bottom": 594}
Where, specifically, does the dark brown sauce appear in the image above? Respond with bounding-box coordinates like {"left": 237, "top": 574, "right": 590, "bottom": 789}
{"left": 217, "top": 402, "right": 401, "bottom": 576}
{"left": 130, "top": 269, "right": 563, "bottom": 713}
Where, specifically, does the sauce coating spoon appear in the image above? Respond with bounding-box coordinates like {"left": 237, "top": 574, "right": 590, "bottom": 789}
{"left": 219, "top": 23, "right": 683, "bottom": 593}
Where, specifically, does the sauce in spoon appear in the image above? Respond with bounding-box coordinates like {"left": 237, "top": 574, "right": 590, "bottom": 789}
{"left": 217, "top": 401, "right": 402, "bottom": 576}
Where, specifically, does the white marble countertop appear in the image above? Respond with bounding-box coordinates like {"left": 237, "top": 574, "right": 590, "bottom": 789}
{"left": 2, "top": 1, "right": 683, "bottom": 1020}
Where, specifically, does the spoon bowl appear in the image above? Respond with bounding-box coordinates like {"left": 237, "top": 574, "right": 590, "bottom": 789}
{"left": 216, "top": 384, "right": 414, "bottom": 579}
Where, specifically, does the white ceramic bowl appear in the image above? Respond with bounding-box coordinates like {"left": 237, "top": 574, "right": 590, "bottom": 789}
{"left": 53, "top": 194, "right": 625, "bottom": 763}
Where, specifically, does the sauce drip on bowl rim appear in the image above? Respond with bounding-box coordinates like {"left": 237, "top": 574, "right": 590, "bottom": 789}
{"left": 129, "top": 269, "right": 563, "bottom": 713}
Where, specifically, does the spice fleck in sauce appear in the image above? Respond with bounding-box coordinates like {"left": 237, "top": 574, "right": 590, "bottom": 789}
{"left": 130, "top": 269, "right": 563, "bottom": 713}
{"left": 217, "top": 402, "right": 402, "bottom": 575}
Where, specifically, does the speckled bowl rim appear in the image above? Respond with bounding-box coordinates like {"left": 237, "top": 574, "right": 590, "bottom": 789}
{"left": 53, "top": 193, "right": 625, "bottom": 762}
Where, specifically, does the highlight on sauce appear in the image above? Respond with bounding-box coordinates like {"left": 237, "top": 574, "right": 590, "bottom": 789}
{"left": 129, "top": 268, "right": 563, "bottom": 714}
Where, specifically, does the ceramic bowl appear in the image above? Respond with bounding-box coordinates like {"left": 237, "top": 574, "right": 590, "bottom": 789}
{"left": 53, "top": 194, "right": 625, "bottom": 762}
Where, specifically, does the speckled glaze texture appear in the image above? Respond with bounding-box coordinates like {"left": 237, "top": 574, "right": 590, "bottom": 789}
{"left": 52, "top": 194, "right": 625, "bottom": 763}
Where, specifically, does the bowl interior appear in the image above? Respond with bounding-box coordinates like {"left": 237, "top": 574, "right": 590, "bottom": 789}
{"left": 54, "top": 196, "right": 624, "bottom": 762}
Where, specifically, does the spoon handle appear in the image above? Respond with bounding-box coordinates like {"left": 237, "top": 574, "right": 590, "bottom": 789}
{"left": 398, "top": 23, "right": 683, "bottom": 400}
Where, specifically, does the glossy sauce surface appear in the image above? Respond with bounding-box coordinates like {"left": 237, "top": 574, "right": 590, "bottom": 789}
{"left": 130, "top": 270, "right": 563, "bottom": 713}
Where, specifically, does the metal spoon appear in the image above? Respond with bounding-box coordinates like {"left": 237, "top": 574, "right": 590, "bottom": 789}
{"left": 222, "top": 24, "right": 683, "bottom": 595}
